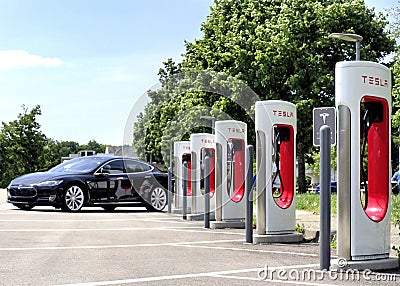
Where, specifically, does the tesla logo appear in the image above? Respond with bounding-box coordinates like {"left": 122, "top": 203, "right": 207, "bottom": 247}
{"left": 227, "top": 128, "right": 245, "bottom": 134}
{"left": 201, "top": 139, "right": 215, "bottom": 144}
{"left": 361, "top": 75, "right": 389, "bottom": 88}
{"left": 273, "top": 110, "right": 294, "bottom": 118}
{"left": 320, "top": 113, "right": 330, "bottom": 124}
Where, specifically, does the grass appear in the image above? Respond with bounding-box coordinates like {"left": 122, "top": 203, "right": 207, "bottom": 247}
{"left": 392, "top": 195, "right": 400, "bottom": 258}
{"left": 296, "top": 192, "right": 337, "bottom": 215}
{"left": 296, "top": 192, "right": 400, "bottom": 223}
{"left": 392, "top": 194, "right": 400, "bottom": 223}
{"left": 296, "top": 191, "right": 400, "bottom": 258}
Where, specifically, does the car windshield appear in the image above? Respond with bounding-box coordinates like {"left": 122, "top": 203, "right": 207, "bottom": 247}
{"left": 49, "top": 157, "right": 109, "bottom": 173}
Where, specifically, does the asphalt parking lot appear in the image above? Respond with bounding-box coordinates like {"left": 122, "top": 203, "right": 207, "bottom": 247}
{"left": 0, "top": 189, "right": 399, "bottom": 286}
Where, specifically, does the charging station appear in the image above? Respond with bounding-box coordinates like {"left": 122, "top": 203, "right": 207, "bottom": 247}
{"left": 188, "top": 133, "right": 216, "bottom": 219}
{"left": 173, "top": 141, "right": 192, "bottom": 213}
{"left": 254, "top": 100, "right": 302, "bottom": 243}
{"left": 211, "top": 120, "right": 247, "bottom": 229}
{"left": 335, "top": 61, "right": 398, "bottom": 270}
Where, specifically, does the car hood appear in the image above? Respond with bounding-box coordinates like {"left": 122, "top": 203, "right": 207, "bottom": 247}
{"left": 10, "top": 172, "right": 70, "bottom": 186}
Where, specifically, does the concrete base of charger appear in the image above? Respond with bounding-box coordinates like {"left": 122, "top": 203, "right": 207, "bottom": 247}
{"left": 171, "top": 208, "right": 191, "bottom": 215}
{"left": 210, "top": 220, "right": 245, "bottom": 229}
{"left": 254, "top": 232, "right": 304, "bottom": 244}
{"left": 331, "top": 257, "right": 399, "bottom": 271}
{"left": 187, "top": 212, "right": 215, "bottom": 221}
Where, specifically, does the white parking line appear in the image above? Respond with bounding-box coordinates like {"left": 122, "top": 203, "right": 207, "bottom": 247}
{"left": 0, "top": 218, "right": 188, "bottom": 224}
{"left": 0, "top": 237, "right": 318, "bottom": 260}
{"left": 177, "top": 244, "right": 319, "bottom": 257}
{"left": 54, "top": 263, "right": 322, "bottom": 286}
{"left": 54, "top": 268, "right": 262, "bottom": 286}
{"left": 0, "top": 216, "right": 210, "bottom": 227}
{"left": 211, "top": 274, "right": 337, "bottom": 286}
{"left": 0, "top": 218, "right": 179, "bottom": 222}
{"left": 0, "top": 210, "right": 171, "bottom": 216}
{"left": 0, "top": 226, "right": 245, "bottom": 237}
{"left": 0, "top": 239, "right": 243, "bottom": 251}
{"left": 0, "top": 227, "right": 200, "bottom": 232}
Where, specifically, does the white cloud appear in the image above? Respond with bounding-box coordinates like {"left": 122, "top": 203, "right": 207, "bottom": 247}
{"left": 0, "top": 50, "right": 63, "bottom": 71}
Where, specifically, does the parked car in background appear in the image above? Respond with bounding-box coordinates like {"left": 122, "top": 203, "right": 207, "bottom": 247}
{"left": 315, "top": 181, "right": 337, "bottom": 194}
{"left": 7, "top": 156, "right": 168, "bottom": 212}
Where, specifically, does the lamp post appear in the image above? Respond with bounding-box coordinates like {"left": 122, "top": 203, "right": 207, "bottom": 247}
{"left": 165, "top": 139, "right": 174, "bottom": 214}
{"left": 145, "top": 151, "right": 152, "bottom": 164}
{"left": 328, "top": 33, "right": 363, "bottom": 61}
{"left": 201, "top": 115, "right": 215, "bottom": 134}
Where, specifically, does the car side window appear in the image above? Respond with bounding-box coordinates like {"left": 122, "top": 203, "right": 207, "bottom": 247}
{"left": 106, "top": 160, "right": 125, "bottom": 174}
{"left": 126, "top": 160, "right": 151, "bottom": 173}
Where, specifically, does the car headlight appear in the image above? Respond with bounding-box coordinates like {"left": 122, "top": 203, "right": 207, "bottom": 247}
{"left": 31, "top": 180, "right": 63, "bottom": 187}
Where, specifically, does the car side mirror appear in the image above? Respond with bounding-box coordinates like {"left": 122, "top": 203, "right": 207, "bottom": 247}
{"left": 96, "top": 167, "right": 110, "bottom": 177}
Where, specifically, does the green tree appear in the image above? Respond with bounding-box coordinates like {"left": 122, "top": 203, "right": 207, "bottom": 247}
{"left": 41, "top": 139, "right": 81, "bottom": 169}
{"left": 80, "top": 140, "right": 106, "bottom": 154}
{"left": 133, "top": 59, "right": 183, "bottom": 163}
{"left": 390, "top": 1, "right": 400, "bottom": 146}
{"left": 0, "top": 105, "right": 47, "bottom": 187}
{"left": 42, "top": 139, "right": 106, "bottom": 169}
{"left": 387, "top": 1, "right": 400, "bottom": 257}
{"left": 135, "top": 0, "right": 395, "bottom": 191}
{"left": 0, "top": 106, "right": 109, "bottom": 186}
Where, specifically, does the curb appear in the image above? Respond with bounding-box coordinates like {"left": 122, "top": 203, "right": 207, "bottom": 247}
{"left": 304, "top": 229, "right": 337, "bottom": 243}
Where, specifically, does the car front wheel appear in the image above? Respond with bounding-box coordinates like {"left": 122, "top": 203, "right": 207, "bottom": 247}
{"left": 62, "top": 185, "right": 85, "bottom": 212}
{"left": 146, "top": 187, "right": 167, "bottom": 211}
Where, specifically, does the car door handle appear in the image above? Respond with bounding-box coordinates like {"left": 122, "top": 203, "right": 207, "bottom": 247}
{"left": 116, "top": 177, "right": 125, "bottom": 180}
{"left": 144, "top": 175, "right": 151, "bottom": 179}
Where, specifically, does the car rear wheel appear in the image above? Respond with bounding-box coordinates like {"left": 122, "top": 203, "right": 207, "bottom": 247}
{"left": 146, "top": 187, "right": 167, "bottom": 211}
{"left": 62, "top": 185, "right": 85, "bottom": 212}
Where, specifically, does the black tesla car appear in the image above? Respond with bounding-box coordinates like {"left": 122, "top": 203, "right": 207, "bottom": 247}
{"left": 6, "top": 156, "right": 168, "bottom": 212}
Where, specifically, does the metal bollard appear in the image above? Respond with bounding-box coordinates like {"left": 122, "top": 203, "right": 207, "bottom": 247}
{"left": 167, "top": 167, "right": 172, "bottom": 214}
{"left": 320, "top": 125, "right": 331, "bottom": 270}
{"left": 246, "top": 145, "right": 254, "bottom": 243}
{"left": 204, "top": 156, "right": 210, "bottom": 229}
{"left": 182, "top": 161, "right": 188, "bottom": 220}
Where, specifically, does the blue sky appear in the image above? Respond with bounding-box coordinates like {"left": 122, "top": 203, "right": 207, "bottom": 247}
{"left": 0, "top": 0, "right": 214, "bottom": 146}
{"left": 0, "top": 0, "right": 397, "bottom": 147}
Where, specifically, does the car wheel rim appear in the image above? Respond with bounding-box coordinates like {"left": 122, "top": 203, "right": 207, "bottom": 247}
{"left": 65, "top": 185, "right": 84, "bottom": 211}
{"left": 151, "top": 188, "right": 166, "bottom": 210}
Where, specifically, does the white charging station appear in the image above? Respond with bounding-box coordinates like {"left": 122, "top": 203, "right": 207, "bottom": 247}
{"left": 336, "top": 61, "right": 398, "bottom": 269}
{"left": 211, "top": 120, "right": 247, "bottom": 228}
{"left": 189, "top": 133, "right": 216, "bottom": 217}
{"left": 173, "top": 141, "right": 192, "bottom": 212}
{"left": 254, "top": 100, "right": 302, "bottom": 243}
